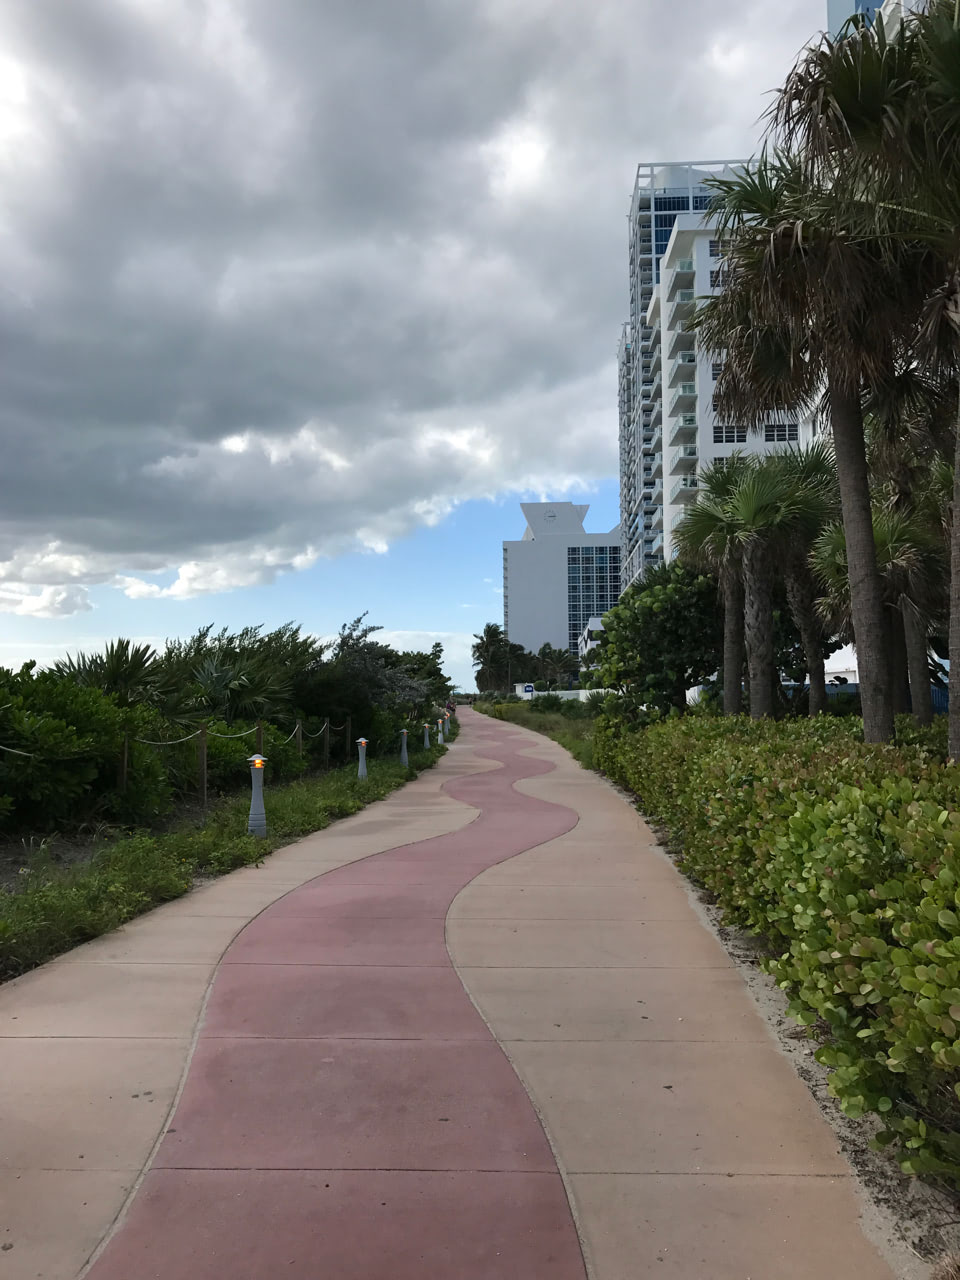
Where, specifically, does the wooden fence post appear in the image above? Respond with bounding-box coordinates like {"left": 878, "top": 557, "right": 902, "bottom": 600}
{"left": 119, "top": 730, "right": 129, "bottom": 793}
{"left": 322, "top": 718, "right": 330, "bottom": 770}
{"left": 256, "top": 720, "right": 264, "bottom": 756}
{"left": 344, "top": 715, "right": 351, "bottom": 761}
{"left": 198, "top": 722, "right": 208, "bottom": 809}
{"left": 295, "top": 719, "right": 303, "bottom": 758}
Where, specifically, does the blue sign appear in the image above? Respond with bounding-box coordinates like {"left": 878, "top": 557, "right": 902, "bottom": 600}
{"left": 523, "top": 684, "right": 535, "bottom": 694}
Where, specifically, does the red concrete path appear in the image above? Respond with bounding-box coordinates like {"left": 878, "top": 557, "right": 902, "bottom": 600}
{"left": 85, "top": 715, "right": 588, "bottom": 1279}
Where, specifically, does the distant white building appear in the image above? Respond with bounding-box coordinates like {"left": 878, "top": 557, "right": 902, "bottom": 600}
{"left": 577, "top": 616, "right": 605, "bottom": 664}
{"left": 503, "top": 504, "right": 621, "bottom": 655}
{"left": 828, "top": 0, "right": 923, "bottom": 36}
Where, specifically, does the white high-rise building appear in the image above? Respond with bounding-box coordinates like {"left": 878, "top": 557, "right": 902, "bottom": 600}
{"left": 502, "top": 503, "right": 621, "bottom": 655}
{"left": 829, "top": 0, "right": 923, "bottom": 36}
{"left": 618, "top": 161, "right": 816, "bottom": 591}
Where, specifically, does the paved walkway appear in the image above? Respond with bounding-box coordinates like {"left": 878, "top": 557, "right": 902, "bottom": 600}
{"left": 0, "top": 710, "right": 902, "bottom": 1278}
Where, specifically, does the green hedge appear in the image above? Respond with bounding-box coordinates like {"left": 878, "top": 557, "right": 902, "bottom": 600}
{"left": 594, "top": 713, "right": 960, "bottom": 1183}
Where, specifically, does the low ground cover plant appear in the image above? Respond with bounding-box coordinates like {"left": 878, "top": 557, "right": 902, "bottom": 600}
{"left": 0, "top": 727, "right": 454, "bottom": 982}
{"left": 594, "top": 712, "right": 960, "bottom": 1184}
{"left": 476, "top": 699, "right": 598, "bottom": 769}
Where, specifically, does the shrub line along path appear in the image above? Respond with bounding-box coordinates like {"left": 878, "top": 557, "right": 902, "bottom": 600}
{"left": 1, "top": 710, "right": 900, "bottom": 1278}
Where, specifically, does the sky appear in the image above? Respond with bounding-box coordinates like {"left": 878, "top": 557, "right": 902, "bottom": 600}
{"left": 0, "top": 0, "right": 830, "bottom": 692}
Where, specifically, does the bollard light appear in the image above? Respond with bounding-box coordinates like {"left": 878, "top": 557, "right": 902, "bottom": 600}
{"left": 247, "top": 754, "right": 268, "bottom": 837}
{"left": 357, "top": 737, "right": 368, "bottom": 780}
{"left": 423, "top": 723, "right": 431, "bottom": 749}
{"left": 437, "top": 718, "right": 445, "bottom": 744}
{"left": 400, "top": 729, "right": 409, "bottom": 767}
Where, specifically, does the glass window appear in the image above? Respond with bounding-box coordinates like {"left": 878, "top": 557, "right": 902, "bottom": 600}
{"left": 764, "top": 423, "right": 799, "bottom": 442}
{"left": 714, "top": 424, "right": 748, "bottom": 444}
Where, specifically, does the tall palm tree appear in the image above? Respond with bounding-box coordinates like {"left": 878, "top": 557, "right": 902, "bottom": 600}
{"left": 812, "top": 506, "right": 943, "bottom": 726}
{"left": 770, "top": 442, "right": 840, "bottom": 716}
{"left": 772, "top": 6, "right": 960, "bottom": 745}
{"left": 725, "top": 462, "right": 796, "bottom": 719}
{"left": 674, "top": 456, "right": 749, "bottom": 714}
{"left": 701, "top": 154, "right": 931, "bottom": 741}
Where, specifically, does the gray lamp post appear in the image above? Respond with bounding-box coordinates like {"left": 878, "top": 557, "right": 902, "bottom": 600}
{"left": 357, "top": 737, "right": 368, "bottom": 780}
{"left": 423, "top": 723, "right": 431, "bottom": 749}
{"left": 247, "top": 754, "right": 267, "bottom": 837}
{"left": 437, "top": 718, "right": 445, "bottom": 744}
{"left": 400, "top": 729, "right": 409, "bottom": 766}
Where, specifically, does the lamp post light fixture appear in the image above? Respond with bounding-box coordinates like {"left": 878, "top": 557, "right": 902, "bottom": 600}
{"left": 437, "top": 718, "right": 445, "bottom": 744}
{"left": 357, "top": 737, "right": 368, "bottom": 780}
{"left": 400, "top": 729, "right": 409, "bottom": 767}
{"left": 423, "top": 723, "right": 431, "bottom": 749}
{"left": 247, "top": 754, "right": 267, "bottom": 837}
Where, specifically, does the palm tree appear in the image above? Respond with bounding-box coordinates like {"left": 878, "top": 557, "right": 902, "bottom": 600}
{"left": 770, "top": 443, "right": 840, "bottom": 716}
{"left": 674, "top": 456, "right": 749, "bottom": 714}
{"left": 812, "top": 506, "right": 943, "bottom": 726}
{"left": 772, "top": 7, "right": 960, "bottom": 745}
{"left": 536, "top": 643, "right": 579, "bottom": 689}
{"left": 471, "top": 623, "right": 509, "bottom": 694}
{"left": 701, "top": 153, "right": 931, "bottom": 741}
{"left": 52, "top": 638, "right": 186, "bottom": 715}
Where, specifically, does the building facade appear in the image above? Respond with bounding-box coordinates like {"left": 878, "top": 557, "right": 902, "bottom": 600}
{"left": 502, "top": 503, "right": 621, "bottom": 655}
{"left": 618, "top": 162, "right": 816, "bottom": 591}
{"left": 829, "top": 0, "right": 923, "bottom": 36}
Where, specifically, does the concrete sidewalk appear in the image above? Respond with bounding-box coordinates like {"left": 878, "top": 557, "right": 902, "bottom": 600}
{"left": 0, "top": 710, "right": 902, "bottom": 1278}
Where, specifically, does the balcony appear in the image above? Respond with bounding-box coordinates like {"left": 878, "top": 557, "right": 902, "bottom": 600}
{"left": 650, "top": 533, "right": 664, "bottom": 556}
{"left": 668, "top": 352, "right": 697, "bottom": 386}
{"left": 649, "top": 400, "right": 663, "bottom": 429}
{"left": 668, "top": 382, "right": 697, "bottom": 416}
{"left": 668, "top": 324, "right": 695, "bottom": 360}
{"left": 670, "top": 475, "right": 700, "bottom": 503}
{"left": 667, "top": 258, "right": 696, "bottom": 299}
{"left": 649, "top": 344, "right": 662, "bottom": 377}
{"left": 648, "top": 429, "right": 662, "bottom": 455}
{"left": 652, "top": 505, "right": 664, "bottom": 530}
{"left": 670, "top": 444, "right": 698, "bottom": 473}
{"left": 668, "top": 289, "right": 696, "bottom": 329}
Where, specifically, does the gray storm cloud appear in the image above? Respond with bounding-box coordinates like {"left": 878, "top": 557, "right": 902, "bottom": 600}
{"left": 0, "top": 0, "right": 817, "bottom": 613}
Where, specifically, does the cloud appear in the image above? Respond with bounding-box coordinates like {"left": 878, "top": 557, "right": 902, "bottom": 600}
{"left": 0, "top": 0, "right": 821, "bottom": 614}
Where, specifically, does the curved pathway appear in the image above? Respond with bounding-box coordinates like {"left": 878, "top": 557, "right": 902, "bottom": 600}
{"left": 83, "top": 713, "right": 588, "bottom": 1280}
{"left": 2, "top": 711, "right": 910, "bottom": 1278}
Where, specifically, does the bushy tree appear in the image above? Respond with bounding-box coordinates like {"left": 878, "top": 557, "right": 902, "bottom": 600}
{"left": 594, "top": 563, "right": 722, "bottom": 720}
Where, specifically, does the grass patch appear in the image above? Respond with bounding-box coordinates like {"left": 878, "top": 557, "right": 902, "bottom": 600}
{"left": 0, "top": 732, "right": 454, "bottom": 982}
{"left": 475, "top": 701, "right": 596, "bottom": 769}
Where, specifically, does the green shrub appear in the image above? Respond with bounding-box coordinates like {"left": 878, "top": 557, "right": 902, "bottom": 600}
{"left": 594, "top": 713, "right": 960, "bottom": 1184}
{"left": 0, "top": 742, "right": 447, "bottom": 980}
{"left": 530, "top": 693, "right": 564, "bottom": 712}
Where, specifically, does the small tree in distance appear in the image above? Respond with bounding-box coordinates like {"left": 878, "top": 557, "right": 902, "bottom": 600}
{"left": 593, "top": 562, "right": 722, "bottom": 721}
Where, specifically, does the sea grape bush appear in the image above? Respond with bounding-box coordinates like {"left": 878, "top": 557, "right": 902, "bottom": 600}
{"left": 595, "top": 713, "right": 960, "bottom": 1182}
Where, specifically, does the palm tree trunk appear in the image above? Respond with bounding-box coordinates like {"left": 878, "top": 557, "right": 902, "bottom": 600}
{"left": 784, "top": 566, "right": 827, "bottom": 717}
{"left": 721, "top": 564, "right": 745, "bottom": 715}
{"left": 950, "top": 379, "right": 960, "bottom": 757}
{"left": 742, "top": 540, "right": 775, "bottom": 719}
{"left": 887, "top": 607, "right": 910, "bottom": 716}
{"left": 902, "top": 601, "right": 933, "bottom": 728}
{"left": 829, "top": 380, "right": 894, "bottom": 743}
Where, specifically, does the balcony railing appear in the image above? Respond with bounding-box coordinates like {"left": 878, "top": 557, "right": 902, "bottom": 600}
{"left": 668, "top": 383, "right": 697, "bottom": 416}
{"left": 670, "top": 444, "right": 698, "bottom": 473}
{"left": 668, "top": 352, "right": 697, "bottom": 386}
{"left": 670, "top": 476, "right": 700, "bottom": 503}
{"left": 668, "top": 290, "right": 696, "bottom": 328}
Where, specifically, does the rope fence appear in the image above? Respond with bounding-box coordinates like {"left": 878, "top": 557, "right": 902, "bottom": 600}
{"left": 0, "top": 706, "right": 454, "bottom": 804}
